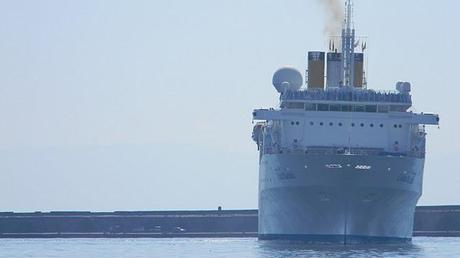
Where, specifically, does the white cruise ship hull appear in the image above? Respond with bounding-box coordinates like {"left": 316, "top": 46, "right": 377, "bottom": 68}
{"left": 258, "top": 153, "right": 424, "bottom": 244}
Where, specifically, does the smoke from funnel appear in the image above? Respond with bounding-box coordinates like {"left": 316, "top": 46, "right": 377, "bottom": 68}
{"left": 317, "top": 0, "right": 344, "bottom": 37}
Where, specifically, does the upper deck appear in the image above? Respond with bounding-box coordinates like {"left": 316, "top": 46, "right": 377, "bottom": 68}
{"left": 280, "top": 88, "right": 412, "bottom": 105}
{"left": 282, "top": 88, "right": 411, "bottom": 105}
{"left": 280, "top": 87, "right": 412, "bottom": 112}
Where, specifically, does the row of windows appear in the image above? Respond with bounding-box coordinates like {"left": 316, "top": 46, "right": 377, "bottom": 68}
{"left": 289, "top": 121, "right": 404, "bottom": 128}
{"left": 283, "top": 102, "right": 406, "bottom": 113}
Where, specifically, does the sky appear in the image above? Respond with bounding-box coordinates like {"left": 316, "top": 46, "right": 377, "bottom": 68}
{"left": 0, "top": 0, "right": 459, "bottom": 212}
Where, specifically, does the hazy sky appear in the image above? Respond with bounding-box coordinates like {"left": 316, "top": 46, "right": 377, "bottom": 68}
{"left": 0, "top": 0, "right": 459, "bottom": 211}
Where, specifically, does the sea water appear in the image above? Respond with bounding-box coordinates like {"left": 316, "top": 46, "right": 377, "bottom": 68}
{"left": 1, "top": 237, "right": 459, "bottom": 257}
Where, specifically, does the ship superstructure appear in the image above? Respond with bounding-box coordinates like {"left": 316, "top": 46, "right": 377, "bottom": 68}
{"left": 252, "top": 0, "right": 439, "bottom": 244}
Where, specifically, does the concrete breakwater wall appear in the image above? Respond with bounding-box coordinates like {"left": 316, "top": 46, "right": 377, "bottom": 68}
{"left": 0, "top": 210, "right": 258, "bottom": 238}
{"left": 413, "top": 206, "right": 460, "bottom": 237}
{"left": 0, "top": 206, "right": 459, "bottom": 238}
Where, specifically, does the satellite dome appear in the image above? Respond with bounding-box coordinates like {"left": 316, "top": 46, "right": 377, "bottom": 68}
{"left": 272, "top": 67, "right": 303, "bottom": 93}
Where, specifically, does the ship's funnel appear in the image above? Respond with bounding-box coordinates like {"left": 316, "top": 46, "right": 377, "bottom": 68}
{"left": 307, "top": 51, "right": 325, "bottom": 89}
{"left": 354, "top": 53, "right": 364, "bottom": 88}
{"left": 326, "top": 52, "right": 342, "bottom": 88}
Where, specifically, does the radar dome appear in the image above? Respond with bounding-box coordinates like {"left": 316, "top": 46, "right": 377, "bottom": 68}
{"left": 272, "top": 67, "right": 303, "bottom": 93}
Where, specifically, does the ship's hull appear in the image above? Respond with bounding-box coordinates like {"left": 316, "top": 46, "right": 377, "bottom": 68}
{"left": 258, "top": 153, "right": 424, "bottom": 244}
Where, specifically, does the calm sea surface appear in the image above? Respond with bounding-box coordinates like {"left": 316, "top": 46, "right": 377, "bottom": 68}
{"left": 1, "top": 237, "right": 459, "bottom": 257}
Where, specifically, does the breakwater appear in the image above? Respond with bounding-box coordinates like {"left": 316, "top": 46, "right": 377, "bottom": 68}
{"left": 1, "top": 206, "right": 459, "bottom": 238}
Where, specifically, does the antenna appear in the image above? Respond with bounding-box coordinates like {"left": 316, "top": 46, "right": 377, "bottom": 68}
{"left": 345, "top": 0, "right": 353, "bottom": 30}
{"left": 341, "top": 0, "right": 355, "bottom": 87}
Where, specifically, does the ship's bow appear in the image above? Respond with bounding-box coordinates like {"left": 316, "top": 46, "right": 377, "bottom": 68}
{"left": 258, "top": 154, "right": 424, "bottom": 244}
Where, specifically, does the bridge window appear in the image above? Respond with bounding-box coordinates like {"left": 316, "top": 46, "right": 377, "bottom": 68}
{"left": 285, "top": 102, "right": 304, "bottom": 109}
{"left": 318, "top": 104, "right": 329, "bottom": 111}
{"left": 378, "top": 105, "right": 389, "bottom": 113}
{"left": 341, "top": 105, "right": 352, "bottom": 112}
{"left": 305, "top": 103, "right": 317, "bottom": 111}
{"left": 390, "top": 106, "right": 403, "bottom": 112}
{"left": 353, "top": 105, "right": 365, "bottom": 112}
{"left": 365, "top": 105, "right": 377, "bottom": 112}
{"left": 330, "top": 105, "right": 341, "bottom": 111}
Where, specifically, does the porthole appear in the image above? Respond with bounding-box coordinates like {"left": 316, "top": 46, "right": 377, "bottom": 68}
{"left": 339, "top": 122, "right": 343, "bottom": 127}
{"left": 393, "top": 124, "right": 397, "bottom": 128}
{"left": 291, "top": 121, "right": 294, "bottom": 125}
{"left": 370, "top": 123, "right": 374, "bottom": 127}
{"left": 398, "top": 124, "right": 402, "bottom": 128}
{"left": 380, "top": 124, "right": 384, "bottom": 128}
{"left": 351, "top": 123, "right": 355, "bottom": 127}
{"left": 310, "top": 122, "right": 314, "bottom": 126}
{"left": 360, "top": 123, "right": 364, "bottom": 127}
{"left": 320, "top": 122, "right": 324, "bottom": 126}
{"left": 296, "top": 121, "right": 300, "bottom": 125}
{"left": 329, "top": 122, "right": 333, "bottom": 126}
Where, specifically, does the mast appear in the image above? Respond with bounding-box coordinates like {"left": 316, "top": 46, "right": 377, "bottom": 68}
{"left": 341, "top": 0, "right": 355, "bottom": 87}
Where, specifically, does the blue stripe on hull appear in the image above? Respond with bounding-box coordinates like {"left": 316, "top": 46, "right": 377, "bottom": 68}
{"left": 258, "top": 234, "right": 411, "bottom": 244}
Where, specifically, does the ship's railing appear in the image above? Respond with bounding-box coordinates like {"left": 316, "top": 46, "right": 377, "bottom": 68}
{"left": 281, "top": 89, "right": 412, "bottom": 104}
{"left": 262, "top": 145, "right": 424, "bottom": 158}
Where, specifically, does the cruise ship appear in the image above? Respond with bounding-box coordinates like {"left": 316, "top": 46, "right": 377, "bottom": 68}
{"left": 252, "top": 0, "right": 439, "bottom": 244}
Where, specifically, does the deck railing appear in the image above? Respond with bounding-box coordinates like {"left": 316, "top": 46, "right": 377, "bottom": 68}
{"left": 281, "top": 89, "right": 412, "bottom": 104}
{"left": 261, "top": 145, "right": 424, "bottom": 158}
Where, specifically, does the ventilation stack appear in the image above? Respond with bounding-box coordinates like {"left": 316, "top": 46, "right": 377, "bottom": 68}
{"left": 326, "top": 52, "right": 342, "bottom": 88}
{"left": 307, "top": 51, "right": 325, "bottom": 89}
{"left": 354, "top": 53, "right": 364, "bottom": 88}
